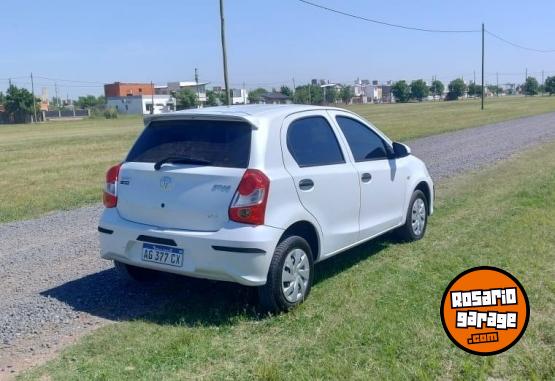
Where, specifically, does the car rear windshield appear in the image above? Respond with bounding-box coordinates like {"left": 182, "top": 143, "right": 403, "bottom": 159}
{"left": 126, "top": 119, "right": 252, "bottom": 168}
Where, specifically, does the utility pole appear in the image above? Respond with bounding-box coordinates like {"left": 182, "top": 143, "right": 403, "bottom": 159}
{"left": 194, "top": 68, "right": 201, "bottom": 107}
{"left": 496, "top": 72, "right": 499, "bottom": 96}
{"left": 292, "top": 78, "right": 296, "bottom": 95}
{"left": 542, "top": 70, "right": 545, "bottom": 96}
{"left": 473, "top": 70, "right": 476, "bottom": 84}
{"left": 308, "top": 83, "right": 311, "bottom": 104}
{"left": 54, "top": 82, "right": 59, "bottom": 108}
{"left": 481, "top": 23, "right": 485, "bottom": 110}
{"left": 524, "top": 68, "right": 528, "bottom": 96}
{"left": 242, "top": 81, "right": 246, "bottom": 104}
{"left": 150, "top": 81, "right": 154, "bottom": 114}
{"left": 219, "top": 0, "right": 231, "bottom": 106}
{"left": 30, "top": 72, "right": 38, "bottom": 123}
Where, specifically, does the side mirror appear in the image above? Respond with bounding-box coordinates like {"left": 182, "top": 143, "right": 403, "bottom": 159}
{"left": 392, "top": 142, "right": 411, "bottom": 158}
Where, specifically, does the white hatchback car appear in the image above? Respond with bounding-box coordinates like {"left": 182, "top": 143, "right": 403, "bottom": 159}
{"left": 99, "top": 105, "right": 433, "bottom": 312}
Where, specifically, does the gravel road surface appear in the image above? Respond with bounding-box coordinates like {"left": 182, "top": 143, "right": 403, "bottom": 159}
{"left": 1, "top": 112, "right": 555, "bottom": 376}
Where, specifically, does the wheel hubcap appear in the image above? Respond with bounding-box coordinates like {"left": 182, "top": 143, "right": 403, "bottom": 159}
{"left": 411, "top": 198, "right": 426, "bottom": 236}
{"left": 281, "top": 248, "right": 310, "bottom": 303}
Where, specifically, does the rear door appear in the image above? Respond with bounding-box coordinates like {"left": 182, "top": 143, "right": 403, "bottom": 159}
{"left": 281, "top": 111, "right": 360, "bottom": 256}
{"left": 330, "top": 111, "right": 406, "bottom": 239}
{"left": 117, "top": 118, "right": 252, "bottom": 231}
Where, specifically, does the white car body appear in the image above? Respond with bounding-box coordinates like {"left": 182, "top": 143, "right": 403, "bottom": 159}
{"left": 99, "top": 104, "right": 433, "bottom": 287}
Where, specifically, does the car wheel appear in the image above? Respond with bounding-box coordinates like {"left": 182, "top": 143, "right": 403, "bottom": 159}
{"left": 114, "top": 260, "right": 160, "bottom": 282}
{"left": 395, "top": 189, "right": 428, "bottom": 242}
{"left": 258, "top": 236, "right": 314, "bottom": 313}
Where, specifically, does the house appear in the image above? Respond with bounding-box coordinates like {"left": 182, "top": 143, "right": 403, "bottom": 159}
{"left": 363, "top": 82, "right": 382, "bottom": 103}
{"left": 106, "top": 94, "right": 176, "bottom": 115}
{"left": 211, "top": 87, "right": 249, "bottom": 105}
{"left": 259, "top": 92, "right": 290, "bottom": 104}
{"left": 381, "top": 81, "right": 393, "bottom": 103}
{"left": 156, "top": 81, "right": 208, "bottom": 103}
{"left": 500, "top": 83, "right": 517, "bottom": 95}
{"left": 230, "top": 88, "right": 248, "bottom": 104}
{"left": 104, "top": 82, "right": 154, "bottom": 97}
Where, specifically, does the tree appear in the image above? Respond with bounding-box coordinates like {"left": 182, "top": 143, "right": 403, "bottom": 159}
{"left": 292, "top": 84, "right": 323, "bottom": 105}
{"left": 324, "top": 86, "right": 337, "bottom": 104}
{"left": 175, "top": 88, "right": 198, "bottom": 110}
{"left": 4, "top": 85, "right": 39, "bottom": 123}
{"left": 410, "top": 79, "right": 429, "bottom": 101}
{"left": 487, "top": 85, "right": 500, "bottom": 96}
{"left": 309, "top": 85, "right": 323, "bottom": 104}
{"left": 467, "top": 82, "right": 484, "bottom": 97}
{"left": 429, "top": 80, "right": 444, "bottom": 98}
{"left": 205, "top": 90, "right": 219, "bottom": 106}
{"left": 75, "top": 95, "right": 104, "bottom": 109}
{"left": 248, "top": 88, "right": 267, "bottom": 104}
{"left": 293, "top": 85, "right": 310, "bottom": 104}
{"left": 446, "top": 78, "right": 467, "bottom": 100}
{"left": 280, "top": 86, "right": 292, "bottom": 97}
{"left": 340, "top": 86, "right": 353, "bottom": 104}
{"left": 544, "top": 76, "right": 555, "bottom": 95}
{"left": 392, "top": 80, "right": 411, "bottom": 103}
{"left": 524, "top": 76, "right": 539, "bottom": 96}
{"left": 0, "top": 91, "right": 5, "bottom": 104}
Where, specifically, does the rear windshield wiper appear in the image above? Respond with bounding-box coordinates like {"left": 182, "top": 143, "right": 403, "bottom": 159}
{"left": 154, "top": 156, "right": 212, "bottom": 170}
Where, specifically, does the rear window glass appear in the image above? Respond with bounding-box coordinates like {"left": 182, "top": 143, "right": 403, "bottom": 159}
{"left": 126, "top": 119, "right": 252, "bottom": 168}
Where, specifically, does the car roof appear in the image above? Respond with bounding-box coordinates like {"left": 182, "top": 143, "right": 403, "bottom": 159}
{"left": 145, "top": 104, "right": 350, "bottom": 124}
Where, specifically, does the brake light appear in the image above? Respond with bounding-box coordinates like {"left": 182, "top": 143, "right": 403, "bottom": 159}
{"left": 229, "top": 169, "right": 270, "bottom": 225}
{"left": 103, "top": 163, "right": 122, "bottom": 208}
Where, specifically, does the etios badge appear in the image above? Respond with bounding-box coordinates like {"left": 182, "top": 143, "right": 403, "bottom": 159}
{"left": 160, "top": 176, "right": 173, "bottom": 191}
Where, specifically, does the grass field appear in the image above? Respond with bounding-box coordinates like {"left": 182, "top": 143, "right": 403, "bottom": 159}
{"left": 22, "top": 140, "right": 555, "bottom": 380}
{"left": 1, "top": 96, "right": 555, "bottom": 223}
{"left": 347, "top": 95, "right": 555, "bottom": 140}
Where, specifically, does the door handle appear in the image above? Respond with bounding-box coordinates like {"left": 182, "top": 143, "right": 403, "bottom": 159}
{"left": 298, "top": 179, "right": 314, "bottom": 190}
{"left": 361, "top": 173, "right": 372, "bottom": 183}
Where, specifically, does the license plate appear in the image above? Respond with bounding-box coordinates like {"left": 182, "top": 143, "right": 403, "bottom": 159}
{"left": 142, "top": 243, "right": 184, "bottom": 267}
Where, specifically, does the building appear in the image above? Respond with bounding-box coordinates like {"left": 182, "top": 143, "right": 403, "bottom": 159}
{"left": 230, "top": 88, "right": 248, "bottom": 104}
{"left": 106, "top": 94, "right": 176, "bottom": 115}
{"left": 210, "top": 87, "right": 249, "bottom": 105}
{"left": 155, "top": 81, "right": 208, "bottom": 103}
{"left": 104, "top": 82, "right": 154, "bottom": 97}
{"left": 363, "top": 83, "right": 382, "bottom": 103}
{"left": 259, "top": 92, "right": 290, "bottom": 104}
{"left": 500, "top": 83, "right": 517, "bottom": 95}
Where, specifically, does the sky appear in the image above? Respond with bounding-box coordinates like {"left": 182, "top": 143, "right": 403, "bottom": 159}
{"left": 1, "top": 0, "right": 555, "bottom": 98}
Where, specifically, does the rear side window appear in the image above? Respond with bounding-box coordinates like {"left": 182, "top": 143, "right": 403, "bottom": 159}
{"left": 335, "top": 116, "right": 388, "bottom": 161}
{"left": 126, "top": 119, "right": 252, "bottom": 168}
{"left": 287, "top": 116, "right": 345, "bottom": 167}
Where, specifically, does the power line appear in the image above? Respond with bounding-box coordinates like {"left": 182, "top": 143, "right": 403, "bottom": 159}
{"left": 485, "top": 29, "right": 555, "bottom": 53}
{"left": 296, "top": 0, "right": 479, "bottom": 33}
{"left": 34, "top": 75, "right": 105, "bottom": 84}
{"left": 0, "top": 76, "right": 28, "bottom": 81}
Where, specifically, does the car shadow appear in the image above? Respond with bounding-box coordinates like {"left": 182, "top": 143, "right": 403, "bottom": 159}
{"left": 41, "top": 235, "right": 393, "bottom": 327}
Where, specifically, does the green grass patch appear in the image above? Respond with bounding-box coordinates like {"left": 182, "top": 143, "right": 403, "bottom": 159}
{"left": 347, "top": 95, "right": 555, "bottom": 140}
{"left": 21, "top": 141, "right": 555, "bottom": 380}
{"left": 1, "top": 95, "right": 555, "bottom": 223}
{"left": 0, "top": 116, "right": 143, "bottom": 222}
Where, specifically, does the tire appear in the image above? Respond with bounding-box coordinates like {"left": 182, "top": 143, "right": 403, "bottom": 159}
{"left": 395, "top": 189, "right": 428, "bottom": 242}
{"left": 258, "top": 236, "right": 314, "bottom": 313}
{"left": 114, "top": 260, "right": 160, "bottom": 282}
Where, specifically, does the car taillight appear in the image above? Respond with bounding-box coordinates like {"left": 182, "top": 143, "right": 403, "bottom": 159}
{"left": 229, "top": 169, "right": 270, "bottom": 225}
{"left": 103, "top": 163, "right": 122, "bottom": 208}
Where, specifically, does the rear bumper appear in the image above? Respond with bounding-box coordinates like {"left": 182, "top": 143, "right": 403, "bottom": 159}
{"left": 98, "top": 208, "right": 284, "bottom": 286}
